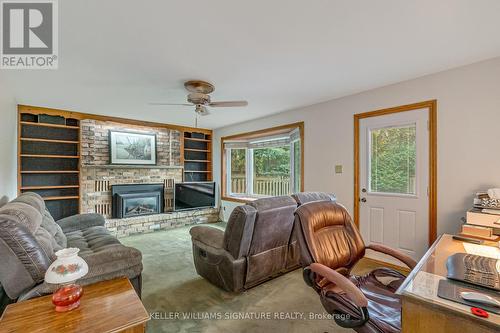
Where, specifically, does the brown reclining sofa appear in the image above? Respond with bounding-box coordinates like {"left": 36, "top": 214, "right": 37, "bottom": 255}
{"left": 189, "top": 192, "right": 335, "bottom": 292}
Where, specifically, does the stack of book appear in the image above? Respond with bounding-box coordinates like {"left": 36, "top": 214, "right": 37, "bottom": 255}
{"left": 460, "top": 192, "right": 500, "bottom": 241}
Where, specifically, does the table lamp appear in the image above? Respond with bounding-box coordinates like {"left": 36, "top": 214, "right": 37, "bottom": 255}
{"left": 44, "top": 248, "right": 89, "bottom": 312}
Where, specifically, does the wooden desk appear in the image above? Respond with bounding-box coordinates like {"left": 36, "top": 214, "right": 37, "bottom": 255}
{"left": 397, "top": 234, "right": 500, "bottom": 333}
{"left": 0, "top": 278, "right": 149, "bottom": 333}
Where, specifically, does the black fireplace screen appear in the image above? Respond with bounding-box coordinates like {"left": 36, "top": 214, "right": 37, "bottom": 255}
{"left": 111, "top": 183, "right": 164, "bottom": 218}
{"left": 122, "top": 194, "right": 159, "bottom": 217}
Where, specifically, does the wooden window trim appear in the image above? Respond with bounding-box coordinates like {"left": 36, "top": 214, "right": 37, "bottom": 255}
{"left": 220, "top": 122, "right": 305, "bottom": 201}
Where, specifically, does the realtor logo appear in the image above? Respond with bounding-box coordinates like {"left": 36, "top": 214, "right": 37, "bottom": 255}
{"left": 1, "top": 0, "right": 58, "bottom": 69}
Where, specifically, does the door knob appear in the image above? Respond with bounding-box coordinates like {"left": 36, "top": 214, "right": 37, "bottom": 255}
{"left": 360, "top": 198, "right": 367, "bottom": 203}
{"left": 362, "top": 188, "right": 367, "bottom": 193}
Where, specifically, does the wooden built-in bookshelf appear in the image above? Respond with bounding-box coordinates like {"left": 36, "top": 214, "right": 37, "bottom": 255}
{"left": 18, "top": 105, "right": 215, "bottom": 219}
{"left": 18, "top": 110, "right": 81, "bottom": 220}
{"left": 182, "top": 131, "right": 212, "bottom": 182}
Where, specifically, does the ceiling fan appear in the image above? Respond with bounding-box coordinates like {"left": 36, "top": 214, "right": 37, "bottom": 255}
{"left": 149, "top": 80, "right": 248, "bottom": 116}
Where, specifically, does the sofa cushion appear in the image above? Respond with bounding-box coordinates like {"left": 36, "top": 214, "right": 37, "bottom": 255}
{"left": 223, "top": 205, "right": 257, "bottom": 259}
{"left": 62, "top": 226, "right": 142, "bottom": 289}
{"left": 246, "top": 196, "right": 297, "bottom": 256}
{"left": 0, "top": 201, "right": 60, "bottom": 259}
{"left": 81, "top": 244, "right": 143, "bottom": 279}
{"left": 9, "top": 193, "right": 65, "bottom": 250}
{"left": 12, "top": 192, "right": 45, "bottom": 213}
{"left": 65, "top": 226, "right": 123, "bottom": 256}
{"left": 57, "top": 213, "right": 105, "bottom": 233}
{"left": 34, "top": 227, "right": 57, "bottom": 260}
{"left": 0, "top": 215, "right": 52, "bottom": 293}
{"left": 244, "top": 196, "right": 298, "bottom": 288}
{"left": 41, "top": 210, "right": 66, "bottom": 249}
{"left": 0, "top": 202, "right": 42, "bottom": 234}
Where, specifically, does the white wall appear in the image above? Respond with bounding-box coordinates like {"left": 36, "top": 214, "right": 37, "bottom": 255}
{"left": 214, "top": 57, "right": 500, "bottom": 236}
{"left": 0, "top": 76, "right": 18, "bottom": 200}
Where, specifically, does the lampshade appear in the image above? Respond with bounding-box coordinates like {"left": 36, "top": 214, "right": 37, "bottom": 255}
{"left": 45, "top": 248, "right": 89, "bottom": 284}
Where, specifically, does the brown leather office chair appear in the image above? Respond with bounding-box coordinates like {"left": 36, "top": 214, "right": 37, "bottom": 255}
{"left": 294, "top": 201, "right": 417, "bottom": 332}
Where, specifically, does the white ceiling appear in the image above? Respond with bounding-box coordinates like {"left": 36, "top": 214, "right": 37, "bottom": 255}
{"left": 3, "top": 0, "right": 500, "bottom": 129}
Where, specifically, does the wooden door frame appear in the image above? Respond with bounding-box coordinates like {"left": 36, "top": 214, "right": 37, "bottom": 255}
{"left": 354, "top": 100, "right": 437, "bottom": 246}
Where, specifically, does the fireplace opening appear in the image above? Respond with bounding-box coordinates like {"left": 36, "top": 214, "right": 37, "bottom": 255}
{"left": 120, "top": 193, "right": 159, "bottom": 217}
{"left": 111, "top": 184, "right": 164, "bottom": 218}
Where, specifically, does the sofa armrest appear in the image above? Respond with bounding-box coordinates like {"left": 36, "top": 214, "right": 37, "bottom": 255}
{"left": 366, "top": 244, "right": 417, "bottom": 269}
{"left": 56, "top": 213, "right": 105, "bottom": 233}
{"left": 18, "top": 244, "right": 143, "bottom": 301}
{"left": 189, "top": 226, "right": 224, "bottom": 249}
{"left": 81, "top": 244, "right": 142, "bottom": 269}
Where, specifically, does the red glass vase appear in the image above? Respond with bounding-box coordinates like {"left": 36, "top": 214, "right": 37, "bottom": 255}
{"left": 52, "top": 283, "right": 83, "bottom": 312}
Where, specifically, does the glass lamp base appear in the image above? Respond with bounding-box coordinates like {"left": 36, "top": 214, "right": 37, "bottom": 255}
{"left": 52, "top": 283, "right": 83, "bottom": 312}
{"left": 54, "top": 299, "right": 81, "bottom": 312}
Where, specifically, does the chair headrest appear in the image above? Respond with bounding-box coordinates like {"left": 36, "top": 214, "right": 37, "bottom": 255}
{"left": 294, "top": 201, "right": 365, "bottom": 270}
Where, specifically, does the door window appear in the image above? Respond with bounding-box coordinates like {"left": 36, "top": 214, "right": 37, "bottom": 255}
{"left": 369, "top": 123, "right": 416, "bottom": 195}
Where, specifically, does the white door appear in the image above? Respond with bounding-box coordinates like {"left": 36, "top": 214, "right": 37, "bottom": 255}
{"left": 359, "top": 108, "right": 429, "bottom": 262}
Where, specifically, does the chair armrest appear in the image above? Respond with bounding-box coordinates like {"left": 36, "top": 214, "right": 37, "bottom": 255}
{"left": 190, "top": 226, "right": 224, "bottom": 249}
{"left": 309, "top": 263, "right": 368, "bottom": 307}
{"left": 366, "top": 244, "right": 417, "bottom": 269}
{"left": 56, "top": 213, "right": 105, "bottom": 233}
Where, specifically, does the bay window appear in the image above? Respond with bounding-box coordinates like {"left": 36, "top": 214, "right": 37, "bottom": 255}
{"left": 222, "top": 122, "right": 304, "bottom": 201}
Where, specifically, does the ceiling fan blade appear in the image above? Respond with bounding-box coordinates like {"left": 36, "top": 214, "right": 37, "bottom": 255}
{"left": 208, "top": 101, "right": 248, "bottom": 107}
{"left": 148, "top": 102, "right": 192, "bottom": 106}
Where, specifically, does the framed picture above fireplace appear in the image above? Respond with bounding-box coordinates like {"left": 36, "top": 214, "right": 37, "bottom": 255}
{"left": 109, "top": 130, "right": 157, "bottom": 165}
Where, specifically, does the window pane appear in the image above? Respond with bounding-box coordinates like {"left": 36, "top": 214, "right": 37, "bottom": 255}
{"left": 253, "top": 146, "right": 291, "bottom": 196}
{"left": 370, "top": 124, "right": 416, "bottom": 194}
{"left": 230, "top": 149, "right": 246, "bottom": 194}
{"left": 293, "top": 141, "right": 301, "bottom": 192}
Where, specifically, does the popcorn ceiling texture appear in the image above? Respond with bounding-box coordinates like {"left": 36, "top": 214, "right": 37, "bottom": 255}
{"left": 79, "top": 119, "right": 219, "bottom": 235}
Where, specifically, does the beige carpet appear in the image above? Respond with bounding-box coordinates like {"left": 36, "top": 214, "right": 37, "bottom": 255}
{"left": 121, "top": 222, "right": 397, "bottom": 333}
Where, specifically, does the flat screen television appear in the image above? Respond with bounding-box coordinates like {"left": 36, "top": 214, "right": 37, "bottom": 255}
{"left": 174, "top": 182, "right": 216, "bottom": 211}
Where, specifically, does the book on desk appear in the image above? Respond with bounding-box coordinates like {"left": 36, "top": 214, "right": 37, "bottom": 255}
{"left": 460, "top": 193, "right": 500, "bottom": 241}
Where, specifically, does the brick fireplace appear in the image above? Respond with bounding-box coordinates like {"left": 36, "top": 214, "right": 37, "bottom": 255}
{"left": 80, "top": 165, "right": 182, "bottom": 217}
{"left": 79, "top": 119, "right": 219, "bottom": 237}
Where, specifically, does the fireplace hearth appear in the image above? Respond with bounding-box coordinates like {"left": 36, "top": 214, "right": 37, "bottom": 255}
{"left": 112, "top": 184, "right": 164, "bottom": 218}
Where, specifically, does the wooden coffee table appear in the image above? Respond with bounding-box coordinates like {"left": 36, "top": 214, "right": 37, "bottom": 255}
{"left": 0, "top": 277, "right": 149, "bottom": 333}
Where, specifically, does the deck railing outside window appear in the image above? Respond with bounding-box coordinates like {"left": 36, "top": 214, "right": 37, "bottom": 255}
{"left": 231, "top": 175, "right": 290, "bottom": 196}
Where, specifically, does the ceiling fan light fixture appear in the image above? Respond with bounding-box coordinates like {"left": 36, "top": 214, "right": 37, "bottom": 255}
{"left": 195, "top": 104, "right": 209, "bottom": 115}
{"left": 149, "top": 80, "right": 247, "bottom": 116}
